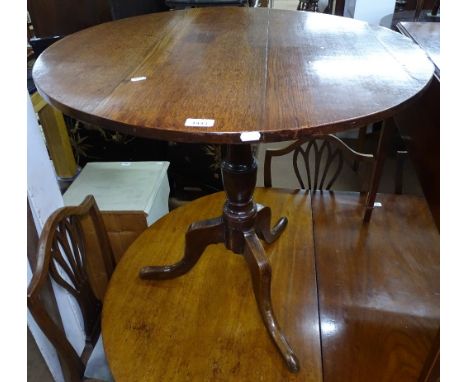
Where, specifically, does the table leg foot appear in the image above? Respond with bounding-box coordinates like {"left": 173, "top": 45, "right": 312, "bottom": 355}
{"left": 255, "top": 204, "right": 288, "bottom": 244}
{"left": 243, "top": 231, "right": 300, "bottom": 373}
{"left": 139, "top": 216, "right": 225, "bottom": 280}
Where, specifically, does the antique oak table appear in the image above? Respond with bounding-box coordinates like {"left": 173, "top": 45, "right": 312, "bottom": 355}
{"left": 33, "top": 7, "right": 434, "bottom": 373}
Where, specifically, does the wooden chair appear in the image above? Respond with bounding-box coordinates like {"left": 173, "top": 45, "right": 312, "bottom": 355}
{"left": 264, "top": 116, "right": 401, "bottom": 222}
{"left": 27, "top": 196, "right": 116, "bottom": 382}
{"left": 263, "top": 131, "right": 385, "bottom": 221}
{"left": 264, "top": 133, "right": 375, "bottom": 191}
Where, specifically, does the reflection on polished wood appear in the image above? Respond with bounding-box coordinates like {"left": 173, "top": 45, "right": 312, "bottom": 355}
{"left": 33, "top": 8, "right": 433, "bottom": 144}
{"left": 102, "top": 189, "right": 322, "bottom": 381}
{"left": 394, "top": 21, "right": 439, "bottom": 228}
{"left": 397, "top": 22, "right": 440, "bottom": 80}
{"left": 313, "top": 192, "right": 439, "bottom": 382}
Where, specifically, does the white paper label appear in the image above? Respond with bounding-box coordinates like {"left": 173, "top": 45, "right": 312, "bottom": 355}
{"left": 240, "top": 131, "right": 261, "bottom": 142}
{"left": 374, "top": 202, "right": 382, "bottom": 207}
{"left": 130, "top": 76, "right": 146, "bottom": 82}
{"left": 185, "top": 118, "right": 215, "bottom": 127}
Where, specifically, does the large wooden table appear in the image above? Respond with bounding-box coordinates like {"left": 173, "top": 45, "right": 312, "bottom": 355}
{"left": 102, "top": 189, "right": 439, "bottom": 381}
{"left": 32, "top": 7, "right": 434, "bottom": 374}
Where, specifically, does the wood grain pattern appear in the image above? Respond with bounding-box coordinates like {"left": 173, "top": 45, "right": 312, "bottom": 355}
{"left": 102, "top": 188, "right": 322, "bottom": 381}
{"left": 33, "top": 8, "right": 434, "bottom": 144}
{"left": 312, "top": 192, "right": 439, "bottom": 382}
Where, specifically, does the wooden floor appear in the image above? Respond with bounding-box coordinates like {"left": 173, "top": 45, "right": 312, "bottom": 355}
{"left": 102, "top": 189, "right": 439, "bottom": 381}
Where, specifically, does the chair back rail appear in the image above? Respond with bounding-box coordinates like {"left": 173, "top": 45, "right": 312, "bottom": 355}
{"left": 264, "top": 134, "right": 374, "bottom": 190}
{"left": 27, "top": 195, "right": 115, "bottom": 382}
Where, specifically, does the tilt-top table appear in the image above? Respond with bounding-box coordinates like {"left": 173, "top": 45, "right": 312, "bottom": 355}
{"left": 33, "top": 7, "right": 434, "bottom": 374}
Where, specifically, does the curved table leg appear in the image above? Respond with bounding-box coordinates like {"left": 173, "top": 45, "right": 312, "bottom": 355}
{"left": 243, "top": 230, "right": 300, "bottom": 373}
{"left": 255, "top": 204, "right": 288, "bottom": 244}
{"left": 140, "top": 216, "right": 225, "bottom": 280}
{"left": 140, "top": 145, "right": 299, "bottom": 373}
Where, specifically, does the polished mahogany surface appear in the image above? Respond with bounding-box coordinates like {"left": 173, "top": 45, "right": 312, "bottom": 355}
{"left": 397, "top": 22, "right": 440, "bottom": 80}
{"left": 313, "top": 192, "right": 439, "bottom": 381}
{"left": 102, "top": 189, "right": 322, "bottom": 381}
{"left": 33, "top": 8, "right": 434, "bottom": 144}
{"left": 102, "top": 189, "right": 439, "bottom": 381}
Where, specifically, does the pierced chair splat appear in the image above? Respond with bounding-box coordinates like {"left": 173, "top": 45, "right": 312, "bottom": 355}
{"left": 263, "top": 119, "right": 397, "bottom": 222}
{"left": 27, "top": 195, "right": 115, "bottom": 382}
{"left": 264, "top": 134, "right": 374, "bottom": 191}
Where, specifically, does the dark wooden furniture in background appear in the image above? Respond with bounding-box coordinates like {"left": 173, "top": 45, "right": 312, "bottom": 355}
{"left": 27, "top": 196, "right": 115, "bottom": 382}
{"left": 27, "top": 0, "right": 112, "bottom": 38}
{"left": 165, "top": 0, "right": 247, "bottom": 10}
{"left": 27, "top": 0, "right": 174, "bottom": 38}
{"left": 333, "top": 0, "right": 345, "bottom": 15}
{"left": 33, "top": 8, "right": 434, "bottom": 373}
{"left": 108, "top": 0, "right": 169, "bottom": 20}
{"left": 395, "top": 21, "right": 440, "bottom": 229}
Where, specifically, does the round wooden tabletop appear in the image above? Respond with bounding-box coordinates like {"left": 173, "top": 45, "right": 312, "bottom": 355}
{"left": 33, "top": 8, "right": 434, "bottom": 144}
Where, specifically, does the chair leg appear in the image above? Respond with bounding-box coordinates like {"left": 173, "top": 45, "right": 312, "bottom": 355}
{"left": 243, "top": 231, "right": 300, "bottom": 373}
{"left": 139, "top": 216, "right": 225, "bottom": 280}
{"left": 364, "top": 118, "right": 396, "bottom": 223}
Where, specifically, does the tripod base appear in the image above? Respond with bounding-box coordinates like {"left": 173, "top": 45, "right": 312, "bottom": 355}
{"left": 140, "top": 204, "right": 299, "bottom": 372}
